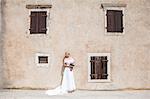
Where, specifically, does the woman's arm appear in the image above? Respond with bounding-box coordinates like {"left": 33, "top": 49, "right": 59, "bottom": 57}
{"left": 63, "top": 58, "right": 70, "bottom": 67}
{"left": 63, "top": 63, "right": 70, "bottom": 67}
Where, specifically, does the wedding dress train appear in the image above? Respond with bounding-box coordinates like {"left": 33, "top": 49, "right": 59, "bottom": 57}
{"left": 46, "top": 58, "right": 76, "bottom": 95}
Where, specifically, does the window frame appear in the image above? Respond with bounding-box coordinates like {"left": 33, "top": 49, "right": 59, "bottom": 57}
{"left": 27, "top": 9, "right": 50, "bottom": 36}
{"left": 88, "top": 53, "right": 111, "bottom": 83}
{"left": 103, "top": 6, "right": 126, "bottom": 35}
{"left": 35, "top": 53, "right": 50, "bottom": 67}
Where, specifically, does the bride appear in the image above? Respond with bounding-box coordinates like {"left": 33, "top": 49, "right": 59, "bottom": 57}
{"left": 46, "top": 52, "right": 76, "bottom": 95}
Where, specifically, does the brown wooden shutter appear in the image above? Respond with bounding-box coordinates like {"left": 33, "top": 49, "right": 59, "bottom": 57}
{"left": 96, "top": 57, "right": 103, "bottom": 79}
{"left": 115, "top": 11, "right": 123, "bottom": 32}
{"left": 107, "top": 10, "right": 123, "bottom": 33}
{"left": 30, "top": 12, "right": 38, "bottom": 34}
{"left": 38, "top": 11, "right": 47, "bottom": 34}
{"left": 90, "top": 56, "right": 101, "bottom": 79}
{"left": 90, "top": 56, "right": 108, "bottom": 80}
{"left": 90, "top": 57, "right": 95, "bottom": 79}
{"left": 107, "top": 10, "right": 115, "bottom": 32}
{"left": 30, "top": 11, "right": 47, "bottom": 34}
{"left": 101, "top": 56, "right": 108, "bottom": 79}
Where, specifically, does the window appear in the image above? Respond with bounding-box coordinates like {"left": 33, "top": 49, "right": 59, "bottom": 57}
{"left": 88, "top": 53, "right": 111, "bottom": 82}
{"left": 106, "top": 10, "right": 123, "bottom": 32}
{"left": 35, "top": 53, "right": 50, "bottom": 67}
{"left": 26, "top": 5, "right": 52, "bottom": 35}
{"left": 101, "top": 3, "right": 126, "bottom": 35}
{"left": 38, "top": 56, "right": 48, "bottom": 64}
{"left": 30, "top": 11, "right": 47, "bottom": 34}
{"left": 90, "top": 56, "right": 108, "bottom": 79}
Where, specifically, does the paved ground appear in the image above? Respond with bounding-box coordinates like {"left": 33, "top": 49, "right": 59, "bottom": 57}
{"left": 0, "top": 89, "right": 149, "bottom": 99}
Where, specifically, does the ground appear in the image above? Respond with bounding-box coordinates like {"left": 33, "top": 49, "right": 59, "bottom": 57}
{"left": 0, "top": 89, "right": 149, "bottom": 99}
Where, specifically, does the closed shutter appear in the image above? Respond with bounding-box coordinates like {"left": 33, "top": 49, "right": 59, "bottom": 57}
{"left": 96, "top": 57, "right": 103, "bottom": 79}
{"left": 115, "top": 11, "right": 123, "bottom": 32}
{"left": 107, "top": 10, "right": 115, "bottom": 32}
{"left": 30, "top": 12, "right": 38, "bottom": 34}
{"left": 107, "top": 10, "right": 123, "bottom": 33}
{"left": 90, "top": 57, "right": 96, "bottom": 79}
{"left": 101, "top": 56, "right": 108, "bottom": 79}
{"left": 38, "top": 11, "right": 47, "bottom": 34}
{"left": 90, "top": 56, "right": 108, "bottom": 79}
{"left": 29, "top": 11, "right": 47, "bottom": 34}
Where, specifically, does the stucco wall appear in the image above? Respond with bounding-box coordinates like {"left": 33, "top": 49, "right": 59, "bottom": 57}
{"left": 2, "top": 0, "right": 150, "bottom": 90}
{"left": 0, "top": 0, "right": 3, "bottom": 88}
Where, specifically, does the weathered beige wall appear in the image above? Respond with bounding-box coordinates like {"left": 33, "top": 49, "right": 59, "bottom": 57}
{"left": 2, "top": 0, "right": 150, "bottom": 90}
{"left": 0, "top": 0, "right": 3, "bottom": 88}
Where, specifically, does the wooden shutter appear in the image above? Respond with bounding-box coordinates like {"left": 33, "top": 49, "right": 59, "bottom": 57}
{"left": 90, "top": 56, "right": 108, "bottom": 80}
{"left": 115, "top": 11, "right": 123, "bottom": 32}
{"left": 101, "top": 56, "right": 108, "bottom": 79}
{"left": 107, "top": 10, "right": 115, "bottom": 32}
{"left": 107, "top": 10, "right": 123, "bottom": 32}
{"left": 30, "top": 12, "right": 38, "bottom": 34}
{"left": 96, "top": 57, "right": 103, "bottom": 79}
{"left": 90, "top": 56, "right": 102, "bottom": 79}
{"left": 90, "top": 57, "right": 95, "bottom": 79}
{"left": 30, "top": 11, "right": 47, "bottom": 34}
{"left": 38, "top": 11, "right": 47, "bottom": 34}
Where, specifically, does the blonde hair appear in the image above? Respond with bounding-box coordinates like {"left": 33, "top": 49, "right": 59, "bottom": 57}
{"left": 65, "top": 52, "right": 70, "bottom": 56}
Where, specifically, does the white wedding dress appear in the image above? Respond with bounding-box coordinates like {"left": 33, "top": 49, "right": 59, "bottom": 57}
{"left": 46, "top": 57, "right": 76, "bottom": 95}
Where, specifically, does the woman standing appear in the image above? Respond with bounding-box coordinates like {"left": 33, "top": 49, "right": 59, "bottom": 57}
{"left": 46, "top": 52, "right": 76, "bottom": 95}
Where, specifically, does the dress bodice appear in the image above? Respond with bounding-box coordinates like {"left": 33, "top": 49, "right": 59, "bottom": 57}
{"left": 64, "top": 57, "right": 75, "bottom": 66}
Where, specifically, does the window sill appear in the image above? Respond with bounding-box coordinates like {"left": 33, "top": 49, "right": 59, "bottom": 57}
{"left": 26, "top": 33, "right": 49, "bottom": 38}
{"left": 37, "top": 64, "right": 49, "bottom": 67}
{"left": 104, "top": 32, "right": 125, "bottom": 36}
{"left": 88, "top": 79, "right": 112, "bottom": 83}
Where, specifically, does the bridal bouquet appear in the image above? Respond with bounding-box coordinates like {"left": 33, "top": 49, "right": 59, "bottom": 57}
{"left": 69, "top": 63, "right": 75, "bottom": 71}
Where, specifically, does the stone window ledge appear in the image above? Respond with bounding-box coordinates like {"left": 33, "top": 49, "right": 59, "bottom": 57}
{"left": 101, "top": 3, "right": 127, "bottom": 9}
{"left": 26, "top": 5, "right": 52, "bottom": 9}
